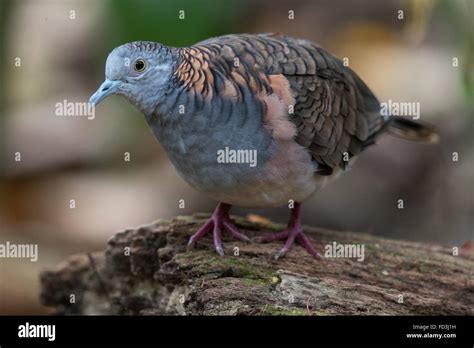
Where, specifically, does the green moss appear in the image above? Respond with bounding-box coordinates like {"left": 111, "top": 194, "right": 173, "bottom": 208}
{"left": 262, "top": 304, "right": 308, "bottom": 316}
{"left": 208, "top": 256, "right": 275, "bottom": 280}
{"left": 240, "top": 277, "right": 267, "bottom": 286}
{"left": 262, "top": 304, "right": 332, "bottom": 316}
{"left": 364, "top": 243, "right": 379, "bottom": 253}
{"left": 175, "top": 215, "right": 200, "bottom": 222}
{"left": 175, "top": 252, "right": 276, "bottom": 283}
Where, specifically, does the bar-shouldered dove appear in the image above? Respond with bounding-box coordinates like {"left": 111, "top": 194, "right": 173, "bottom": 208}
{"left": 90, "top": 34, "right": 438, "bottom": 259}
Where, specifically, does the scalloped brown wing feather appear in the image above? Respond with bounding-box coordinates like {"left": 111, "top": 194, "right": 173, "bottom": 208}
{"left": 190, "top": 34, "right": 386, "bottom": 172}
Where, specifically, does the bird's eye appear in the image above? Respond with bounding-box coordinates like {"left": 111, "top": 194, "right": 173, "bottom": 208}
{"left": 134, "top": 59, "right": 146, "bottom": 72}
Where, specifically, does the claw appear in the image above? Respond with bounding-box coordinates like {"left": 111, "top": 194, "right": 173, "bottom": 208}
{"left": 274, "top": 248, "right": 288, "bottom": 260}
{"left": 215, "top": 246, "right": 225, "bottom": 257}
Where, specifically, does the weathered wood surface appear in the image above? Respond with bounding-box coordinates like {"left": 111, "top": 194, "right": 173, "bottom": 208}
{"left": 40, "top": 214, "right": 474, "bottom": 315}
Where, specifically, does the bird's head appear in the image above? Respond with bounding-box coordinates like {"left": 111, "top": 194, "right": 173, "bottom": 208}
{"left": 89, "top": 41, "right": 175, "bottom": 114}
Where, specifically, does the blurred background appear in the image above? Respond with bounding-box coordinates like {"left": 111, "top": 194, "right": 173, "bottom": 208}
{"left": 0, "top": 0, "right": 472, "bottom": 314}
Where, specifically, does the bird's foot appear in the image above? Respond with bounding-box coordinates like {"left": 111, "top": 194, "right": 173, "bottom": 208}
{"left": 257, "top": 225, "right": 321, "bottom": 260}
{"left": 256, "top": 202, "right": 321, "bottom": 260}
{"left": 187, "top": 203, "right": 250, "bottom": 256}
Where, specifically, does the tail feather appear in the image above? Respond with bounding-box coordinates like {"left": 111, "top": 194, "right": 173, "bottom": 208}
{"left": 387, "top": 117, "right": 439, "bottom": 144}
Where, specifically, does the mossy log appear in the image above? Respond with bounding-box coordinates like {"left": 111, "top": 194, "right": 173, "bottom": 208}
{"left": 40, "top": 214, "right": 474, "bottom": 315}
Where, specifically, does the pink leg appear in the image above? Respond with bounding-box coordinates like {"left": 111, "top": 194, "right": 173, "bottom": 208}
{"left": 187, "top": 202, "right": 249, "bottom": 256}
{"left": 258, "top": 202, "right": 321, "bottom": 259}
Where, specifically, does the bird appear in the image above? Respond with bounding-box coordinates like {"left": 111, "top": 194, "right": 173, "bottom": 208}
{"left": 89, "top": 33, "right": 438, "bottom": 259}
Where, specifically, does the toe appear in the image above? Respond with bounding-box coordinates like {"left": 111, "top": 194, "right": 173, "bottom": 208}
{"left": 188, "top": 219, "right": 214, "bottom": 247}
{"left": 296, "top": 233, "right": 322, "bottom": 259}
{"left": 213, "top": 221, "right": 225, "bottom": 256}
{"left": 222, "top": 221, "right": 251, "bottom": 242}
{"left": 274, "top": 246, "right": 290, "bottom": 260}
{"left": 256, "top": 231, "right": 290, "bottom": 243}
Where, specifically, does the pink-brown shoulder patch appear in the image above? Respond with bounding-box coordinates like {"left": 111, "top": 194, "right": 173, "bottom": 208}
{"left": 261, "top": 74, "right": 296, "bottom": 141}
{"left": 268, "top": 74, "right": 295, "bottom": 107}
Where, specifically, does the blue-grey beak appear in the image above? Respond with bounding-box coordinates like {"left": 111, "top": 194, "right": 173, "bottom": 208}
{"left": 89, "top": 79, "right": 121, "bottom": 106}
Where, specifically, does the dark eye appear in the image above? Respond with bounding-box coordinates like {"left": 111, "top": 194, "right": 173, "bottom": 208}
{"left": 134, "top": 59, "right": 146, "bottom": 72}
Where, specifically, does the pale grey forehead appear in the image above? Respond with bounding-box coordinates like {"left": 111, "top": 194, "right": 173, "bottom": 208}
{"left": 105, "top": 45, "right": 133, "bottom": 79}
